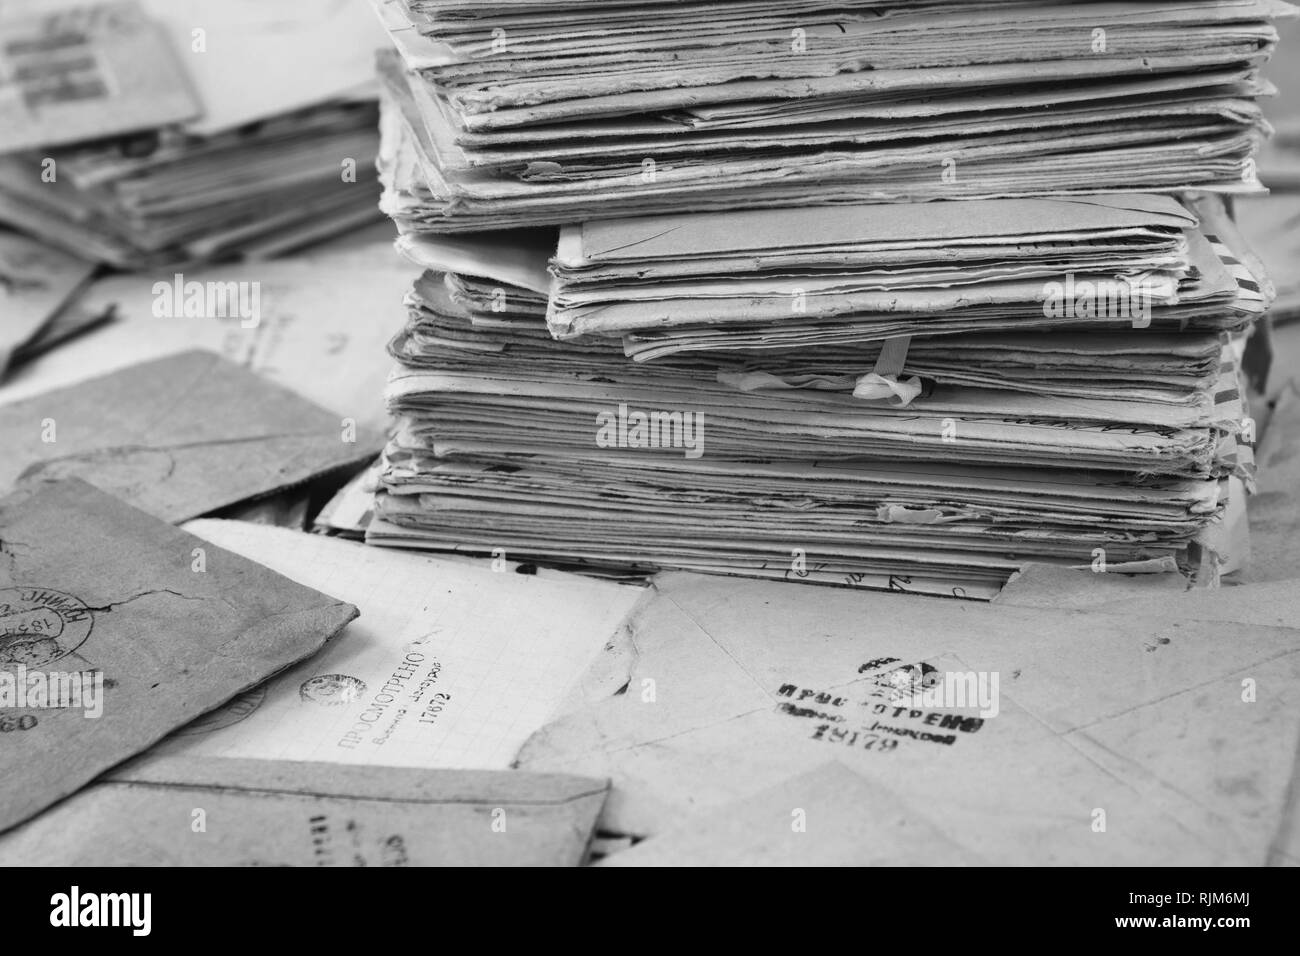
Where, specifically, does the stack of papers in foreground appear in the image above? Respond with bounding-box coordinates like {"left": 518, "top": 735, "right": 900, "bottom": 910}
{"left": 365, "top": 0, "right": 1284, "bottom": 595}
{"left": 369, "top": 194, "right": 1265, "bottom": 597}
{"left": 0, "top": 0, "right": 388, "bottom": 266}
{"left": 373, "top": 0, "right": 1294, "bottom": 230}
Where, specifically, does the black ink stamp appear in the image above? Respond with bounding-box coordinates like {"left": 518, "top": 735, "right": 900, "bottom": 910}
{"left": 0, "top": 587, "right": 93, "bottom": 669}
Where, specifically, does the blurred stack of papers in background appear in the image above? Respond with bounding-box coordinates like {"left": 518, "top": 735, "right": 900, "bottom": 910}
{"left": 364, "top": 0, "right": 1289, "bottom": 595}
{"left": 0, "top": 0, "right": 387, "bottom": 268}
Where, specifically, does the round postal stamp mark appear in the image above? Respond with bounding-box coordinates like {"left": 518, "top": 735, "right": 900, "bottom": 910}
{"left": 299, "top": 674, "right": 366, "bottom": 706}
{"left": 0, "top": 587, "right": 94, "bottom": 669}
{"left": 174, "top": 686, "right": 269, "bottom": 736}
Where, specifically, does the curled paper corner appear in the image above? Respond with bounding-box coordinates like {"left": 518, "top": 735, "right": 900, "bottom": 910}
{"left": 852, "top": 373, "right": 924, "bottom": 406}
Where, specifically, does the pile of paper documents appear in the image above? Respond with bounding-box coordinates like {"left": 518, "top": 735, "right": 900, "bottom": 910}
{"left": 0, "top": 0, "right": 388, "bottom": 266}
{"left": 369, "top": 196, "right": 1263, "bottom": 596}
{"left": 373, "top": 0, "right": 1293, "bottom": 230}
{"left": 365, "top": 0, "right": 1286, "bottom": 595}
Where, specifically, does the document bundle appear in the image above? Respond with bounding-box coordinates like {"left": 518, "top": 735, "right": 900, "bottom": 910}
{"left": 366, "top": 0, "right": 1289, "bottom": 594}
{"left": 374, "top": 0, "right": 1293, "bottom": 229}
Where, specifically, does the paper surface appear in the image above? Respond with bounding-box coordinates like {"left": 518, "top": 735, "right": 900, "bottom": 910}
{"left": 0, "top": 758, "right": 605, "bottom": 866}
{"left": 0, "top": 230, "right": 97, "bottom": 380}
{"left": 0, "top": 349, "right": 383, "bottom": 522}
{"left": 6, "top": 303, "right": 114, "bottom": 375}
{"left": 516, "top": 571, "right": 1300, "bottom": 864}
{"left": 597, "top": 762, "right": 981, "bottom": 866}
{"left": 0, "top": 479, "right": 358, "bottom": 834}
{"left": 994, "top": 562, "right": 1191, "bottom": 609}
{"left": 151, "top": 520, "right": 645, "bottom": 770}
{"left": 1227, "top": 383, "right": 1300, "bottom": 584}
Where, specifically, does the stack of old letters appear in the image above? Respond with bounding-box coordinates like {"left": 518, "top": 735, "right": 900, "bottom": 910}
{"left": 365, "top": 0, "right": 1290, "bottom": 595}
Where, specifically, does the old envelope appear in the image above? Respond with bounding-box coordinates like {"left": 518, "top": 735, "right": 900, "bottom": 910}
{"left": 0, "top": 518, "right": 634, "bottom": 864}
{"left": 517, "top": 571, "right": 1300, "bottom": 865}
{"left": 0, "top": 350, "right": 382, "bottom": 522}
{"left": 0, "top": 757, "right": 606, "bottom": 866}
{"left": 597, "top": 762, "right": 983, "bottom": 867}
{"left": 145, "top": 519, "right": 645, "bottom": 769}
{"left": 0, "top": 479, "right": 358, "bottom": 833}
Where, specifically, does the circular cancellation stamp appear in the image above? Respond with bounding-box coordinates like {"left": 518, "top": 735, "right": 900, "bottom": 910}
{"left": 174, "top": 686, "right": 269, "bottom": 736}
{"left": 299, "top": 674, "right": 367, "bottom": 706}
{"left": 0, "top": 587, "right": 94, "bottom": 669}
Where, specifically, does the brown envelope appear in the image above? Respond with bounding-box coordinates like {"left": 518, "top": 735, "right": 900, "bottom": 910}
{"left": 0, "top": 756, "right": 607, "bottom": 867}
{"left": 0, "top": 479, "right": 358, "bottom": 833}
{"left": 0, "top": 350, "right": 382, "bottom": 522}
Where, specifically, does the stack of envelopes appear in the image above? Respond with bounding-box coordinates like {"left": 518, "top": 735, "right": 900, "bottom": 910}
{"left": 373, "top": 0, "right": 1294, "bottom": 230}
{"left": 366, "top": 0, "right": 1284, "bottom": 596}
{"left": 0, "top": 0, "right": 386, "bottom": 267}
{"left": 370, "top": 195, "right": 1262, "bottom": 596}
{"left": 0, "top": 101, "right": 383, "bottom": 269}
